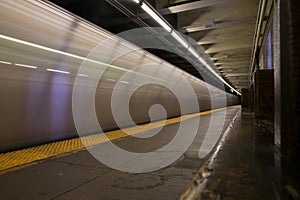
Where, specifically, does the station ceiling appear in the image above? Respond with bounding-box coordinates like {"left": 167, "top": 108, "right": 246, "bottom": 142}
{"left": 50, "top": 0, "right": 259, "bottom": 93}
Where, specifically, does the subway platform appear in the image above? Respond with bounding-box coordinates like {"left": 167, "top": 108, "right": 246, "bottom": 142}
{"left": 0, "top": 107, "right": 299, "bottom": 200}
{"left": 182, "top": 112, "right": 300, "bottom": 200}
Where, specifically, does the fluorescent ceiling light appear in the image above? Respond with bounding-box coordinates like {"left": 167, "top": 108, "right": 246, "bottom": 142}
{"left": 171, "top": 31, "right": 189, "bottom": 48}
{"left": 210, "top": 68, "right": 241, "bottom": 95}
{"left": 131, "top": 0, "right": 140, "bottom": 3}
{"left": 198, "top": 57, "right": 208, "bottom": 66}
{"left": 15, "top": 63, "right": 37, "bottom": 69}
{"left": 47, "top": 68, "right": 69, "bottom": 74}
{"left": 197, "top": 57, "right": 241, "bottom": 95}
{"left": 141, "top": 3, "right": 172, "bottom": 32}
{"left": 188, "top": 47, "right": 200, "bottom": 58}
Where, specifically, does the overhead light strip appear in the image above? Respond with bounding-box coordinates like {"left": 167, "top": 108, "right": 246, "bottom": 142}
{"left": 171, "top": 31, "right": 189, "bottom": 48}
{"left": 132, "top": 0, "right": 241, "bottom": 95}
{"left": 141, "top": 2, "right": 172, "bottom": 32}
{"left": 188, "top": 47, "right": 200, "bottom": 58}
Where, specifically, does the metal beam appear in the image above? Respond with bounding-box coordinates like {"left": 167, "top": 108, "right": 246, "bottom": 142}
{"left": 158, "top": 0, "right": 234, "bottom": 15}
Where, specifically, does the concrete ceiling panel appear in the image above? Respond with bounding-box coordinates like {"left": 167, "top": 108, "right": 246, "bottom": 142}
{"left": 156, "top": 0, "right": 259, "bottom": 91}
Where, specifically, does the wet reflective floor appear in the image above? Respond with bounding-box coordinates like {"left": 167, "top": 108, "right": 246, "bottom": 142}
{"left": 182, "top": 112, "right": 300, "bottom": 200}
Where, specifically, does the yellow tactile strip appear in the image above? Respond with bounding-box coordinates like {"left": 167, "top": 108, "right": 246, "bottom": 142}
{"left": 0, "top": 106, "right": 235, "bottom": 173}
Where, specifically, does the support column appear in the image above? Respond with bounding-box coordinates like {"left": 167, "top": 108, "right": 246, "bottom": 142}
{"left": 241, "top": 88, "right": 249, "bottom": 111}
{"left": 254, "top": 70, "right": 274, "bottom": 121}
{"left": 274, "top": 0, "right": 300, "bottom": 155}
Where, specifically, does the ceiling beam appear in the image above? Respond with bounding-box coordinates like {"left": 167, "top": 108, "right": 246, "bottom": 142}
{"left": 216, "top": 60, "right": 250, "bottom": 64}
{"left": 179, "top": 17, "right": 256, "bottom": 33}
{"left": 230, "top": 78, "right": 248, "bottom": 80}
{"left": 231, "top": 82, "right": 249, "bottom": 84}
{"left": 224, "top": 73, "right": 249, "bottom": 77}
{"left": 217, "top": 65, "right": 249, "bottom": 68}
{"left": 229, "top": 79, "right": 249, "bottom": 83}
{"left": 214, "top": 58, "right": 251, "bottom": 62}
{"left": 220, "top": 69, "right": 249, "bottom": 73}
{"left": 218, "top": 66, "right": 249, "bottom": 70}
{"left": 198, "top": 34, "right": 253, "bottom": 45}
{"left": 158, "top": 0, "right": 235, "bottom": 15}
{"left": 232, "top": 85, "right": 248, "bottom": 87}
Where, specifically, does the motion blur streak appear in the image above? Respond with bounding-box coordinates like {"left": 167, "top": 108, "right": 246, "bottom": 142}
{"left": 0, "top": 0, "right": 239, "bottom": 153}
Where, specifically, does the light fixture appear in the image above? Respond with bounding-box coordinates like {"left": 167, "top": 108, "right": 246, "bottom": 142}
{"left": 188, "top": 47, "right": 200, "bottom": 58}
{"left": 171, "top": 31, "right": 189, "bottom": 48}
{"left": 198, "top": 57, "right": 208, "bottom": 66}
{"left": 197, "top": 58, "right": 241, "bottom": 95}
{"left": 127, "top": 1, "right": 240, "bottom": 95}
{"left": 141, "top": 2, "right": 172, "bottom": 32}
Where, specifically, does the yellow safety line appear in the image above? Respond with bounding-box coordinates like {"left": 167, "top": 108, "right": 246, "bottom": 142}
{"left": 0, "top": 106, "right": 238, "bottom": 173}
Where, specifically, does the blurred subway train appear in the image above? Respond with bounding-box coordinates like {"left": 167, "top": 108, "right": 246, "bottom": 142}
{"left": 0, "top": 0, "right": 239, "bottom": 152}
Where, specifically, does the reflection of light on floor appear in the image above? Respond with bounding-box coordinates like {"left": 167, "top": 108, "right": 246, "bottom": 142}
{"left": 198, "top": 109, "right": 240, "bottom": 159}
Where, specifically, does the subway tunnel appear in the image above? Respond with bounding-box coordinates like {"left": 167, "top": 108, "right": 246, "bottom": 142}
{"left": 0, "top": 0, "right": 299, "bottom": 199}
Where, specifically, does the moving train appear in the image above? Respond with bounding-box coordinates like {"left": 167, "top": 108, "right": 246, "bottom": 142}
{"left": 0, "top": 0, "right": 239, "bottom": 152}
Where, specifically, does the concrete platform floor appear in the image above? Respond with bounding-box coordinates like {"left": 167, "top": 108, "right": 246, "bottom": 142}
{"left": 181, "top": 112, "right": 300, "bottom": 200}
{"left": 0, "top": 107, "right": 240, "bottom": 200}
{"left": 3, "top": 107, "right": 297, "bottom": 200}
